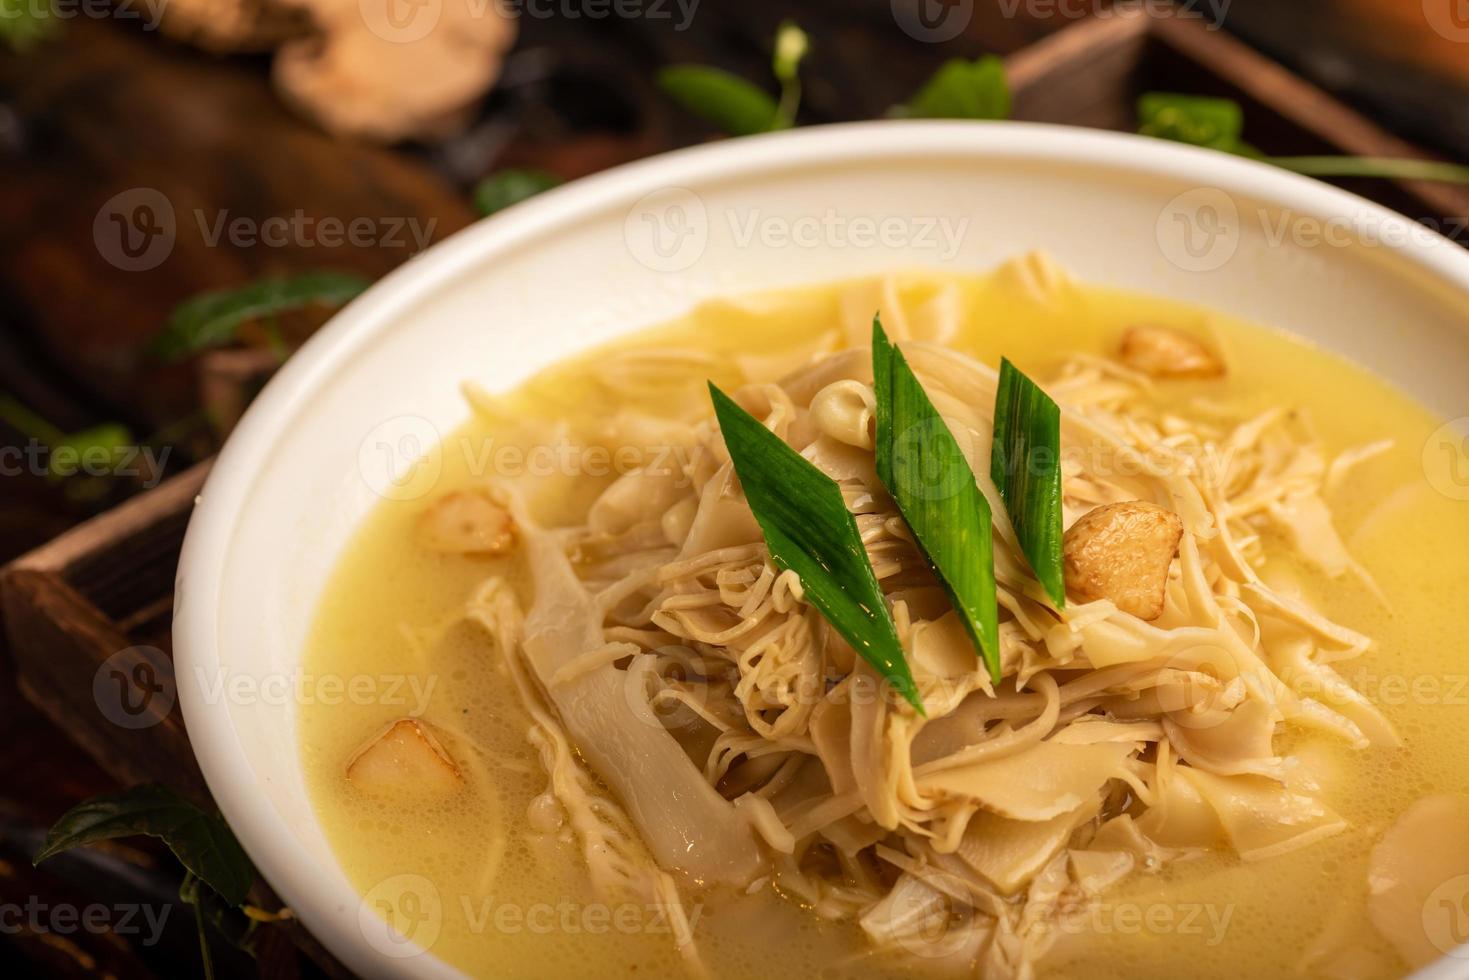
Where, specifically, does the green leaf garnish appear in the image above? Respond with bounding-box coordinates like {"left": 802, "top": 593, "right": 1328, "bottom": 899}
{"left": 35, "top": 784, "right": 255, "bottom": 905}
{"left": 152, "top": 271, "right": 370, "bottom": 361}
{"left": 709, "top": 383, "right": 923, "bottom": 712}
{"left": 0, "top": 0, "right": 59, "bottom": 51}
{"left": 1137, "top": 92, "right": 1250, "bottom": 153}
{"left": 658, "top": 65, "right": 780, "bottom": 136}
{"left": 1138, "top": 92, "right": 1469, "bottom": 186}
{"left": 473, "top": 168, "right": 562, "bottom": 216}
{"left": 899, "top": 56, "right": 1011, "bottom": 121}
{"left": 991, "top": 358, "right": 1065, "bottom": 608}
{"left": 872, "top": 320, "right": 1001, "bottom": 685}
{"left": 47, "top": 422, "right": 136, "bottom": 480}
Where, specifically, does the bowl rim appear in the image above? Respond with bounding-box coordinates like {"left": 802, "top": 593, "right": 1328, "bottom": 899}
{"left": 175, "top": 120, "right": 1469, "bottom": 979}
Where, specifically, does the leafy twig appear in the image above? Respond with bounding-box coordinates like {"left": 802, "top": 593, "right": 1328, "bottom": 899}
{"left": 1138, "top": 92, "right": 1469, "bottom": 186}
{"left": 37, "top": 786, "right": 266, "bottom": 975}
{"left": 658, "top": 21, "right": 810, "bottom": 136}
{"left": 152, "top": 271, "right": 370, "bottom": 361}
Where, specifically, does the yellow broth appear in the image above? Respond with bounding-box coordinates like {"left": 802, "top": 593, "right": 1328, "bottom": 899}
{"left": 300, "top": 268, "right": 1469, "bottom": 978}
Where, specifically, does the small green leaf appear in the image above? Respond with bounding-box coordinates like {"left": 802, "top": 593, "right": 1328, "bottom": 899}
{"left": 47, "top": 422, "right": 135, "bottom": 480}
{"left": 473, "top": 168, "right": 562, "bottom": 217}
{"left": 1137, "top": 92, "right": 1247, "bottom": 153}
{"left": 901, "top": 56, "right": 1011, "bottom": 121}
{"left": 709, "top": 383, "right": 923, "bottom": 712}
{"left": 152, "top": 271, "right": 370, "bottom": 361}
{"left": 0, "top": 0, "right": 59, "bottom": 51}
{"left": 659, "top": 65, "right": 780, "bottom": 136}
{"left": 1138, "top": 92, "right": 1469, "bottom": 186}
{"left": 35, "top": 785, "right": 254, "bottom": 906}
{"left": 872, "top": 319, "right": 1001, "bottom": 684}
{"left": 991, "top": 359, "right": 1066, "bottom": 608}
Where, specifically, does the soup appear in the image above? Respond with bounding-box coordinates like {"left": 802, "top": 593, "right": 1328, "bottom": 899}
{"left": 300, "top": 255, "right": 1469, "bottom": 978}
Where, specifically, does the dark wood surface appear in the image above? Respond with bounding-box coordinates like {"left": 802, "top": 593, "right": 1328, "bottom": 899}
{"left": 1, "top": 2, "right": 1466, "bottom": 976}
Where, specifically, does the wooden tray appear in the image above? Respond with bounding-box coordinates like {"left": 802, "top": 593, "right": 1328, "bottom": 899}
{"left": 4, "top": 9, "right": 1465, "bottom": 976}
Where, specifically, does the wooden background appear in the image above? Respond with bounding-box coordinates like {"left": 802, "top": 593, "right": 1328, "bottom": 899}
{"left": 0, "top": 0, "right": 1466, "bottom": 975}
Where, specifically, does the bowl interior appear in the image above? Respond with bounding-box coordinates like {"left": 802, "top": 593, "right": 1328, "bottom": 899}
{"left": 176, "top": 122, "right": 1469, "bottom": 978}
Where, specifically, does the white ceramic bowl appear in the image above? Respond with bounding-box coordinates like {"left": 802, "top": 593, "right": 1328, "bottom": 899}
{"left": 175, "top": 121, "right": 1469, "bottom": 979}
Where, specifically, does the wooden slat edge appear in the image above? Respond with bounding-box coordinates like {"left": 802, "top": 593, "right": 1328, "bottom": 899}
{"left": 1, "top": 567, "right": 207, "bottom": 798}
{"left": 1151, "top": 15, "right": 1469, "bottom": 221}
{"left": 4, "top": 459, "right": 213, "bottom": 577}
{"left": 1005, "top": 7, "right": 1150, "bottom": 93}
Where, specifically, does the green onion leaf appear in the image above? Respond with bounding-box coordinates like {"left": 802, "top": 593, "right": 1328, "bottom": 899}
{"left": 658, "top": 66, "right": 780, "bottom": 136}
{"left": 872, "top": 319, "right": 1001, "bottom": 684}
{"left": 709, "top": 383, "right": 922, "bottom": 713}
{"left": 899, "top": 56, "right": 1011, "bottom": 121}
{"left": 474, "top": 168, "right": 562, "bottom": 216}
{"left": 991, "top": 358, "right": 1066, "bottom": 608}
{"left": 152, "top": 271, "right": 370, "bottom": 361}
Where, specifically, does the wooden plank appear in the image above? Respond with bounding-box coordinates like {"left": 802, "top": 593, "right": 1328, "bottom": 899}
{"left": 1007, "top": 8, "right": 1151, "bottom": 129}
{"left": 1151, "top": 15, "right": 1469, "bottom": 225}
{"left": 2, "top": 568, "right": 206, "bottom": 800}
{"left": 0, "top": 19, "right": 478, "bottom": 433}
